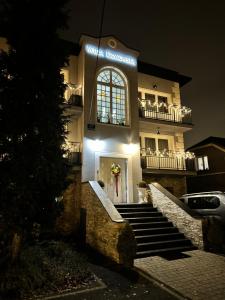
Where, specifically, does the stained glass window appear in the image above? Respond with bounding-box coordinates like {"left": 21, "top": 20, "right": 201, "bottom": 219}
{"left": 96, "top": 68, "right": 127, "bottom": 125}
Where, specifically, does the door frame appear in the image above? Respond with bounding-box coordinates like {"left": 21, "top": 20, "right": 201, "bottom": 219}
{"left": 95, "top": 151, "right": 133, "bottom": 203}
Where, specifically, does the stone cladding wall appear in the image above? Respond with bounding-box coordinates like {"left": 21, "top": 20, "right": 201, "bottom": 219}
{"left": 150, "top": 183, "right": 204, "bottom": 249}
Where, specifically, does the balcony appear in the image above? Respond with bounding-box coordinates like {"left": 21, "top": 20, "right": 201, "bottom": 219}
{"left": 65, "top": 141, "right": 82, "bottom": 165}
{"left": 140, "top": 149, "right": 196, "bottom": 173}
{"left": 62, "top": 83, "right": 83, "bottom": 117}
{"left": 139, "top": 99, "right": 192, "bottom": 125}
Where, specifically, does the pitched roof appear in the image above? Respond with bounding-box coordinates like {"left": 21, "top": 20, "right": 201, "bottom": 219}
{"left": 187, "top": 136, "right": 225, "bottom": 150}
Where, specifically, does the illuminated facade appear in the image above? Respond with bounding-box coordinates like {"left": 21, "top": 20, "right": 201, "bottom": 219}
{"left": 0, "top": 35, "right": 195, "bottom": 201}
{"left": 61, "top": 35, "right": 196, "bottom": 201}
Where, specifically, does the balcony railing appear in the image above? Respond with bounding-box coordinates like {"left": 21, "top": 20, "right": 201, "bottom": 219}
{"left": 140, "top": 149, "right": 196, "bottom": 171}
{"left": 65, "top": 141, "right": 82, "bottom": 165}
{"left": 64, "top": 82, "right": 82, "bottom": 107}
{"left": 139, "top": 99, "right": 192, "bottom": 125}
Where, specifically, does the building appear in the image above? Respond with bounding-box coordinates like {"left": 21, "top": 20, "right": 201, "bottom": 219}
{"left": 0, "top": 34, "right": 195, "bottom": 200}
{"left": 1, "top": 35, "right": 205, "bottom": 263}
{"left": 62, "top": 35, "right": 195, "bottom": 200}
{"left": 187, "top": 136, "right": 225, "bottom": 193}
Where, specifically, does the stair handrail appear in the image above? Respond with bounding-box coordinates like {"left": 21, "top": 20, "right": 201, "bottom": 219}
{"left": 150, "top": 182, "right": 202, "bottom": 219}
{"left": 89, "top": 181, "right": 125, "bottom": 223}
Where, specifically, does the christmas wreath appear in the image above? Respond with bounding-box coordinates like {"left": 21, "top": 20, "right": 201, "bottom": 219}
{"left": 111, "top": 163, "right": 121, "bottom": 197}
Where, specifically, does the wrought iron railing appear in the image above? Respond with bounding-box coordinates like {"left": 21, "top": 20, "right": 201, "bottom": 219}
{"left": 65, "top": 141, "right": 82, "bottom": 165}
{"left": 138, "top": 99, "right": 192, "bottom": 125}
{"left": 64, "top": 82, "right": 82, "bottom": 106}
{"left": 140, "top": 149, "right": 196, "bottom": 171}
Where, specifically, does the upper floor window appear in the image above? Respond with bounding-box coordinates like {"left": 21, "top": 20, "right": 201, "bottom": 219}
{"left": 96, "top": 67, "right": 128, "bottom": 125}
{"left": 138, "top": 90, "right": 169, "bottom": 113}
{"left": 196, "top": 156, "right": 209, "bottom": 171}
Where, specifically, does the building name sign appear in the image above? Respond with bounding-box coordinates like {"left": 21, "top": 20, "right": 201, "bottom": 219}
{"left": 85, "top": 44, "right": 137, "bottom": 67}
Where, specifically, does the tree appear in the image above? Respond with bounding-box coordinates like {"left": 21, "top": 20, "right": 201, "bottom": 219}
{"left": 0, "top": 0, "right": 71, "bottom": 258}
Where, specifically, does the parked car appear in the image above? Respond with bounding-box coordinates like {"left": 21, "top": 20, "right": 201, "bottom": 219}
{"left": 180, "top": 191, "right": 225, "bottom": 221}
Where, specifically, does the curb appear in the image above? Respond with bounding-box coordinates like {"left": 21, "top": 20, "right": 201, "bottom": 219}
{"left": 36, "top": 276, "right": 106, "bottom": 300}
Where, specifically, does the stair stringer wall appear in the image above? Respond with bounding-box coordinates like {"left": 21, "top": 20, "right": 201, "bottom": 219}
{"left": 149, "top": 183, "right": 205, "bottom": 249}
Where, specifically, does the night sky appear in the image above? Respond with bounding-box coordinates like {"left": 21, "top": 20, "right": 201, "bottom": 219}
{"left": 63, "top": 0, "right": 225, "bottom": 148}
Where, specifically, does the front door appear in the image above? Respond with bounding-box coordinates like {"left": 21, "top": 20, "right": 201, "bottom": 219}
{"left": 99, "top": 157, "right": 127, "bottom": 204}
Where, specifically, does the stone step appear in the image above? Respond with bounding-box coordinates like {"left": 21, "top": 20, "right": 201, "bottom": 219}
{"left": 135, "top": 245, "right": 197, "bottom": 258}
{"left": 120, "top": 211, "right": 163, "bottom": 218}
{"left": 135, "top": 232, "right": 185, "bottom": 243}
{"left": 115, "top": 203, "right": 153, "bottom": 209}
{"left": 125, "top": 216, "right": 168, "bottom": 223}
{"left": 133, "top": 227, "right": 179, "bottom": 236}
{"left": 137, "top": 238, "right": 192, "bottom": 252}
{"left": 130, "top": 221, "right": 174, "bottom": 229}
{"left": 116, "top": 207, "right": 158, "bottom": 213}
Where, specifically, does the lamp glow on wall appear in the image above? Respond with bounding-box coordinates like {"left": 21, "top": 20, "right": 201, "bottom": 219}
{"left": 88, "top": 139, "right": 105, "bottom": 152}
{"left": 123, "top": 143, "right": 139, "bottom": 155}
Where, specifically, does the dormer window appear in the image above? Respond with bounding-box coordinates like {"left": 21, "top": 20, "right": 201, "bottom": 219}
{"left": 96, "top": 67, "right": 128, "bottom": 125}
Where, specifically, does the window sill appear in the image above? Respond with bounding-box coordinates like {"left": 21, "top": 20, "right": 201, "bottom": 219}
{"left": 97, "top": 121, "right": 130, "bottom": 128}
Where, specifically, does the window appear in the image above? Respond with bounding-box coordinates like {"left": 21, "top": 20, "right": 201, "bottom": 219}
{"left": 187, "top": 196, "right": 220, "bottom": 209}
{"left": 96, "top": 67, "right": 128, "bottom": 125}
{"left": 197, "top": 156, "right": 209, "bottom": 170}
{"left": 138, "top": 90, "right": 169, "bottom": 113}
{"left": 145, "top": 137, "right": 169, "bottom": 155}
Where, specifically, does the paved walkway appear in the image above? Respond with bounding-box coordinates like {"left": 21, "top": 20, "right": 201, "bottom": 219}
{"left": 135, "top": 250, "right": 225, "bottom": 300}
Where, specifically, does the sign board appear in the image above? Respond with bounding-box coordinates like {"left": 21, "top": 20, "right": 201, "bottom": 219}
{"left": 85, "top": 44, "right": 137, "bottom": 67}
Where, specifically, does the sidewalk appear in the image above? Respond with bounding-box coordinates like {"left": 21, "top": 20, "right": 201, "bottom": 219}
{"left": 135, "top": 250, "right": 225, "bottom": 300}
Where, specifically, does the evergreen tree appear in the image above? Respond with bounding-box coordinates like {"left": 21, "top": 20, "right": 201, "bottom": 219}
{"left": 0, "top": 0, "right": 70, "bottom": 251}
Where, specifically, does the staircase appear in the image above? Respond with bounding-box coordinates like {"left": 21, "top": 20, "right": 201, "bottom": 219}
{"left": 115, "top": 203, "right": 197, "bottom": 259}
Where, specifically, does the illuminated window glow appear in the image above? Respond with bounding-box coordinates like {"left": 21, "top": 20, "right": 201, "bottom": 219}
{"left": 197, "top": 156, "right": 209, "bottom": 170}
{"left": 97, "top": 68, "right": 128, "bottom": 125}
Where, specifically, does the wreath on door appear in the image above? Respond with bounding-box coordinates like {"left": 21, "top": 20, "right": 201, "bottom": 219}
{"left": 111, "top": 163, "right": 121, "bottom": 197}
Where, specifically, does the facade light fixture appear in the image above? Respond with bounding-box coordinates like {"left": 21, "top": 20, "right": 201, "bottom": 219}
{"left": 123, "top": 143, "right": 139, "bottom": 155}
{"left": 88, "top": 139, "right": 105, "bottom": 152}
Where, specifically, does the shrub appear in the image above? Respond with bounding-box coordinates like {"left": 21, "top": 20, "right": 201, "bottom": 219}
{"left": 97, "top": 180, "right": 105, "bottom": 188}
{"left": 138, "top": 181, "right": 148, "bottom": 188}
{"left": 0, "top": 241, "right": 94, "bottom": 299}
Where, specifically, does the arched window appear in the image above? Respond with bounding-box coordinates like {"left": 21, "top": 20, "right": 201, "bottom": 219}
{"left": 96, "top": 67, "right": 128, "bottom": 125}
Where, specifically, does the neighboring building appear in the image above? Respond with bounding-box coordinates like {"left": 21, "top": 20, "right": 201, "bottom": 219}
{"left": 0, "top": 35, "right": 196, "bottom": 200}
{"left": 187, "top": 136, "right": 225, "bottom": 193}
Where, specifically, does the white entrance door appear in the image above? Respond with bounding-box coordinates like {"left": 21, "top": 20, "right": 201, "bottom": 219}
{"left": 99, "top": 157, "right": 127, "bottom": 204}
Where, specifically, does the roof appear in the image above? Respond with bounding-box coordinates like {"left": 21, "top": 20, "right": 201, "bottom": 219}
{"left": 187, "top": 136, "right": 225, "bottom": 150}
{"left": 137, "top": 61, "right": 191, "bottom": 87}
{"left": 0, "top": 33, "right": 192, "bottom": 86}
{"left": 64, "top": 34, "right": 191, "bottom": 87}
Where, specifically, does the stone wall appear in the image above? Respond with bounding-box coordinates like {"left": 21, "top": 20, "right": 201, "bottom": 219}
{"left": 171, "top": 82, "right": 181, "bottom": 106}
{"left": 56, "top": 168, "right": 81, "bottom": 236}
{"left": 81, "top": 182, "right": 136, "bottom": 267}
{"left": 144, "top": 174, "right": 187, "bottom": 198}
{"left": 149, "top": 183, "right": 204, "bottom": 249}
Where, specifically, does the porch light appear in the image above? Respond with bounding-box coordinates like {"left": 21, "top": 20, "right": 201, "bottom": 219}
{"left": 123, "top": 143, "right": 139, "bottom": 155}
{"left": 88, "top": 139, "right": 105, "bottom": 152}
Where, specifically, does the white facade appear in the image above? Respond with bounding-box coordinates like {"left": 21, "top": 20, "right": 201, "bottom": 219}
{"left": 62, "top": 35, "right": 194, "bottom": 202}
